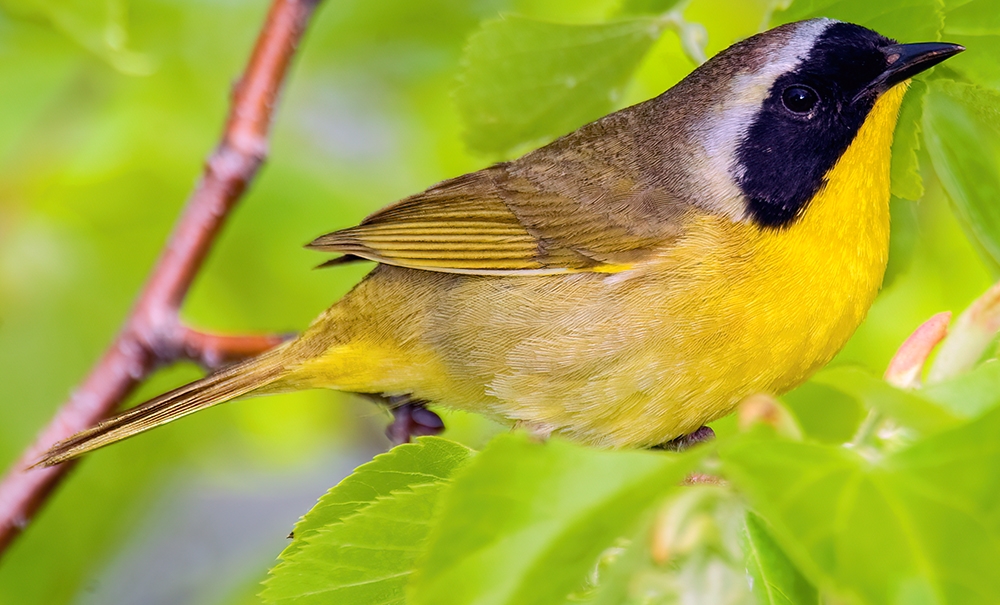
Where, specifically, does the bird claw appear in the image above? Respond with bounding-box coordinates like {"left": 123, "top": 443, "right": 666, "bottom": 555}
{"left": 386, "top": 400, "right": 444, "bottom": 445}
{"left": 656, "top": 426, "right": 715, "bottom": 452}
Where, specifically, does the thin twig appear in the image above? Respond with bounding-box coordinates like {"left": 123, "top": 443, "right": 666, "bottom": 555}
{"left": 0, "top": 0, "right": 321, "bottom": 558}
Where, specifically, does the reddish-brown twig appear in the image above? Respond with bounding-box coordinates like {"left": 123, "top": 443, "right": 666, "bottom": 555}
{"left": 0, "top": 0, "right": 321, "bottom": 558}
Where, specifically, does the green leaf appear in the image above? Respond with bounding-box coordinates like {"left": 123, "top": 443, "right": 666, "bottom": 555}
{"left": 921, "top": 359, "right": 1000, "bottom": 417}
{"left": 885, "top": 196, "right": 921, "bottom": 287}
{"left": 261, "top": 437, "right": 474, "bottom": 604}
{"left": 456, "top": 16, "right": 665, "bottom": 155}
{"left": 616, "top": 0, "right": 684, "bottom": 16}
{"left": 407, "top": 434, "right": 704, "bottom": 605}
{"left": 720, "top": 407, "right": 1000, "bottom": 605}
{"left": 812, "top": 366, "right": 961, "bottom": 434}
{"left": 284, "top": 437, "right": 473, "bottom": 557}
{"left": 891, "top": 80, "right": 928, "bottom": 201}
{"left": 942, "top": 0, "right": 1000, "bottom": 89}
{"left": 775, "top": 0, "right": 944, "bottom": 43}
{"left": 262, "top": 482, "right": 448, "bottom": 605}
{"left": 594, "top": 487, "right": 758, "bottom": 604}
{"left": 924, "top": 81, "right": 1000, "bottom": 268}
{"left": 0, "top": 0, "right": 151, "bottom": 74}
{"left": 782, "top": 380, "right": 866, "bottom": 444}
{"left": 588, "top": 519, "right": 655, "bottom": 605}
{"left": 744, "top": 512, "right": 819, "bottom": 605}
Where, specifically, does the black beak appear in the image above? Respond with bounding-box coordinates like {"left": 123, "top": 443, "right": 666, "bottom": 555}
{"left": 855, "top": 42, "right": 964, "bottom": 101}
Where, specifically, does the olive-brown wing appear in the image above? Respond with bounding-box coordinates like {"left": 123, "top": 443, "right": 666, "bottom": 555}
{"left": 308, "top": 162, "right": 686, "bottom": 275}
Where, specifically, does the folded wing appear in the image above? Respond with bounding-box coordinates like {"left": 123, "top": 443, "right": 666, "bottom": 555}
{"left": 309, "top": 153, "right": 687, "bottom": 276}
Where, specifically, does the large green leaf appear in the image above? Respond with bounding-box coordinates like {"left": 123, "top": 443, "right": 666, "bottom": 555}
{"left": 941, "top": 0, "right": 1000, "bottom": 89}
{"left": 884, "top": 196, "right": 921, "bottom": 287}
{"left": 592, "top": 486, "right": 757, "bottom": 604}
{"left": 260, "top": 438, "right": 474, "bottom": 604}
{"left": 407, "top": 434, "right": 704, "bottom": 605}
{"left": 616, "top": 0, "right": 684, "bottom": 16}
{"left": 921, "top": 359, "right": 1000, "bottom": 417}
{"left": 281, "top": 437, "right": 473, "bottom": 557}
{"left": 924, "top": 82, "right": 1000, "bottom": 268}
{"left": 782, "top": 380, "right": 866, "bottom": 444}
{"left": 456, "top": 16, "right": 665, "bottom": 155}
{"left": 0, "top": 0, "right": 150, "bottom": 74}
{"left": 891, "top": 81, "right": 928, "bottom": 201}
{"left": 775, "top": 0, "right": 944, "bottom": 43}
{"left": 262, "top": 482, "right": 448, "bottom": 605}
{"left": 812, "top": 366, "right": 961, "bottom": 434}
{"left": 720, "top": 407, "right": 1000, "bottom": 605}
{"left": 744, "top": 512, "right": 819, "bottom": 605}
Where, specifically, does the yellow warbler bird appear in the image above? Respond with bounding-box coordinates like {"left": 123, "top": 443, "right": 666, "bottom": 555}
{"left": 40, "top": 19, "right": 963, "bottom": 465}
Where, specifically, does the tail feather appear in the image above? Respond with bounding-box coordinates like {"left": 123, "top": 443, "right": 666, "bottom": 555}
{"left": 37, "top": 347, "right": 291, "bottom": 467}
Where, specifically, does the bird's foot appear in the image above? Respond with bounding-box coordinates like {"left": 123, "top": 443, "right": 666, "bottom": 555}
{"left": 656, "top": 426, "right": 715, "bottom": 452}
{"left": 386, "top": 399, "right": 444, "bottom": 445}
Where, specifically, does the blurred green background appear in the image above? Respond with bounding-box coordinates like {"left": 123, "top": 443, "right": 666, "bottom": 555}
{"left": 0, "top": 0, "right": 995, "bottom": 603}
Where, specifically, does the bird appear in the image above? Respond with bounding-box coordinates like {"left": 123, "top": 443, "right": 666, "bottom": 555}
{"left": 38, "top": 18, "right": 963, "bottom": 465}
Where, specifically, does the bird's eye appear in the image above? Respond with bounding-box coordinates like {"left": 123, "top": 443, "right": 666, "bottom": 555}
{"left": 781, "top": 85, "right": 819, "bottom": 114}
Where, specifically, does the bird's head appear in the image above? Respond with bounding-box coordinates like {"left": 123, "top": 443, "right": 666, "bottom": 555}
{"left": 668, "top": 19, "right": 963, "bottom": 227}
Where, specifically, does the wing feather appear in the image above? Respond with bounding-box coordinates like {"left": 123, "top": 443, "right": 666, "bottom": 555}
{"left": 308, "top": 151, "right": 688, "bottom": 275}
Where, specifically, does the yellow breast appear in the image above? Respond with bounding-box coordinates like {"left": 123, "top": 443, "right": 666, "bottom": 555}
{"left": 592, "top": 82, "right": 907, "bottom": 445}
{"left": 703, "top": 82, "right": 906, "bottom": 388}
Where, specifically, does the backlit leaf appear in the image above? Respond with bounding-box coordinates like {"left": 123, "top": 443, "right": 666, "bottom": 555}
{"left": 720, "top": 407, "right": 1000, "bottom": 605}
{"left": 924, "top": 82, "right": 1000, "bottom": 267}
{"left": 812, "top": 366, "right": 961, "bottom": 434}
{"left": 891, "top": 80, "right": 928, "bottom": 201}
{"left": 262, "top": 483, "right": 447, "bottom": 605}
{"left": 281, "top": 437, "right": 472, "bottom": 557}
{"left": 921, "top": 359, "right": 1000, "bottom": 417}
{"left": 775, "top": 0, "right": 943, "bottom": 43}
{"left": 941, "top": 0, "right": 1000, "bottom": 89}
{"left": 261, "top": 438, "right": 474, "bottom": 604}
{"left": 616, "top": 0, "right": 684, "bottom": 16}
{"left": 408, "top": 434, "right": 704, "bottom": 605}
{"left": 456, "top": 16, "right": 664, "bottom": 155}
{"left": 744, "top": 512, "right": 819, "bottom": 605}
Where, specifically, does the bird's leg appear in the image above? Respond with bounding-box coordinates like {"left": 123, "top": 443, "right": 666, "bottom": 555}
{"left": 384, "top": 396, "right": 444, "bottom": 445}
{"left": 656, "top": 426, "right": 716, "bottom": 452}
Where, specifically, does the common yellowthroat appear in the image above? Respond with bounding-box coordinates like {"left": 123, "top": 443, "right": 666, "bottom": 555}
{"left": 40, "top": 19, "right": 963, "bottom": 465}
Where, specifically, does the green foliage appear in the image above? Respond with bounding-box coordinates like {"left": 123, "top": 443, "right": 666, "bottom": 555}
{"left": 921, "top": 359, "right": 1000, "bottom": 416}
{"left": 261, "top": 438, "right": 472, "bottom": 604}
{"left": 744, "top": 512, "right": 819, "bottom": 605}
{"left": 721, "top": 408, "right": 1000, "bottom": 605}
{"left": 263, "top": 484, "right": 446, "bottom": 605}
{"left": 890, "top": 81, "right": 928, "bottom": 201}
{"left": 409, "top": 435, "right": 703, "bottom": 605}
{"left": 941, "top": 0, "right": 1000, "bottom": 88}
{"left": 776, "top": 0, "right": 944, "bottom": 41}
{"left": 813, "top": 366, "right": 961, "bottom": 435}
{"left": 456, "top": 16, "right": 665, "bottom": 155}
{"left": 279, "top": 437, "right": 472, "bottom": 557}
{"left": 0, "top": 0, "right": 150, "bottom": 73}
{"left": 924, "top": 82, "right": 1000, "bottom": 268}
{"left": 616, "top": 0, "right": 684, "bottom": 17}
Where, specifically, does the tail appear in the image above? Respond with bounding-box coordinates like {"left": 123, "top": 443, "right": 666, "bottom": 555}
{"left": 37, "top": 346, "right": 293, "bottom": 467}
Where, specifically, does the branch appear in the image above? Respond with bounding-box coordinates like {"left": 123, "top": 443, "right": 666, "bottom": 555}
{"left": 0, "top": 0, "right": 321, "bottom": 558}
